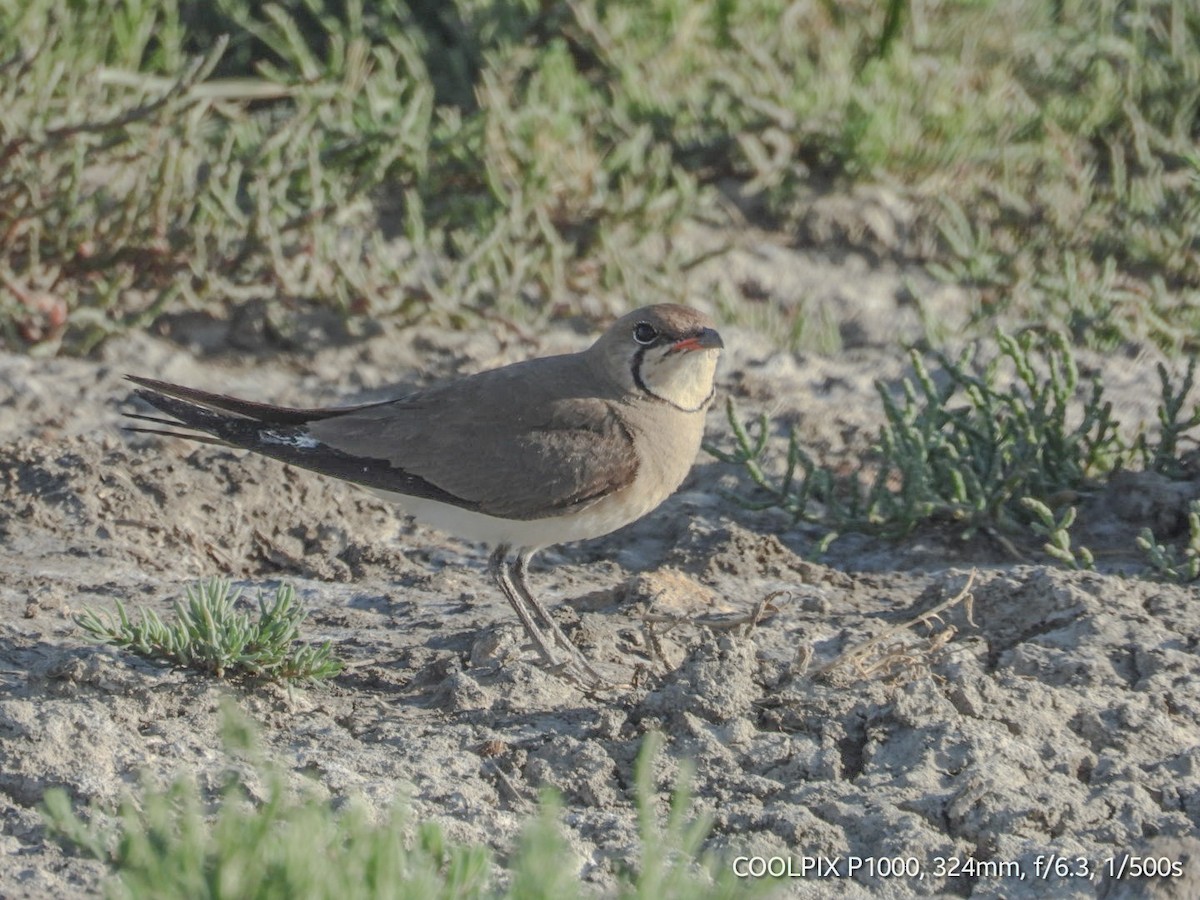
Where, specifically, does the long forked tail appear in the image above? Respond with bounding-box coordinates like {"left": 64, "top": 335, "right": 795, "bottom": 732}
{"left": 123, "top": 375, "right": 468, "bottom": 504}
{"left": 123, "top": 375, "right": 378, "bottom": 447}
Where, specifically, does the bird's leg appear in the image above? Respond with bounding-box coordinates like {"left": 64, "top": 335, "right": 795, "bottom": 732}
{"left": 511, "top": 550, "right": 604, "bottom": 684}
{"left": 488, "top": 545, "right": 560, "bottom": 668}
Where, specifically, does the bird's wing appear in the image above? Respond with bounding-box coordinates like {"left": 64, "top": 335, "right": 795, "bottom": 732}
{"left": 128, "top": 360, "right": 641, "bottom": 521}
{"left": 307, "top": 362, "right": 640, "bottom": 521}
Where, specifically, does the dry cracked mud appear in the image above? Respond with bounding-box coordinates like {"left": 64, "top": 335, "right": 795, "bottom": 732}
{"left": 2, "top": 243, "right": 1199, "bottom": 898}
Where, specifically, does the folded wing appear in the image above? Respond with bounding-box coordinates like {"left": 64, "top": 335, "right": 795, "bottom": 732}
{"left": 126, "top": 363, "right": 640, "bottom": 521}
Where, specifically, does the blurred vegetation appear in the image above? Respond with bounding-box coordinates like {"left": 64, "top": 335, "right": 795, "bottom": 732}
{"left": 44, "top": 714, "right": 750, "bottom": 899}
{"left": 1, "top": 0, "right": 1198, "bottom": 354}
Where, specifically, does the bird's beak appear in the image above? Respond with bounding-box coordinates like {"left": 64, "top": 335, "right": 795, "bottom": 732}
{"left": 673, "top": 328, "right": 724, "bottom": 352}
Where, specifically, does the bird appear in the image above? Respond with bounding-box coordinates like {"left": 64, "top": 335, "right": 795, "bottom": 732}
{"left": 124, "top": 304, "right": 724, "bottom": 684}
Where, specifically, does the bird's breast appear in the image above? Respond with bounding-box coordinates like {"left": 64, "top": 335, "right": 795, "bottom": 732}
{"left": 623, "top": 404, "right": 708, "bottom": 508}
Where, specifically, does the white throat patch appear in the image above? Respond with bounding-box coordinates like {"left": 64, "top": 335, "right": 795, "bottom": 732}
{"left": 637, "top": 346, "right": 719, "bottom": 412}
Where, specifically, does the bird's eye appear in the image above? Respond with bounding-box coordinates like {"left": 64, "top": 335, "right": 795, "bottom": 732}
{"left": 633, "top": 322, "right": 658, "bottom": 345}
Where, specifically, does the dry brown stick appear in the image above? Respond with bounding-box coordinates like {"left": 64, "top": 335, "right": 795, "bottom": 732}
{"left": 640, "top": 590, "right": 788, "bottom": 633}
{"left": 812, "top": 569, "right": 977, "bottom": 678}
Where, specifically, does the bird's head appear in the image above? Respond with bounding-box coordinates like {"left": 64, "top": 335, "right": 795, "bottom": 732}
{"left": 589, "top": 304, "right": 723, "bottom": 413}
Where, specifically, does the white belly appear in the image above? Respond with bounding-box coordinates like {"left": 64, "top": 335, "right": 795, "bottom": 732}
{"left": 370, "top": 479, "right": 669, "bottom": 551}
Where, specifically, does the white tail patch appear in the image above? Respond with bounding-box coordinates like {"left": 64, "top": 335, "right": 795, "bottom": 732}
{"left": 261, "top": 430, "right": 320, "bottom": 449}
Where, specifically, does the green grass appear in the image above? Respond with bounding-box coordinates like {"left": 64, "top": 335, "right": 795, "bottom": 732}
{"left": 43, "top": 716, "right": 758, "bottom": 899}
{"left": 75, "top": 578, "right": 342, "bottom": 682}
{"left": 2, "top": 0, "right": 1199, "bottom": 353}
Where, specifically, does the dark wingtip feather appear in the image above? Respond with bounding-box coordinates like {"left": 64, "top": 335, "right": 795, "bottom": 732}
{"left": 123, "top": 376, "right": 479, "bottom": 510}
{"left": 124, "top": 373, "right": 388, "bottom": 425}
{"left": 122, "top": 424, "right": 230, "bottom": 446}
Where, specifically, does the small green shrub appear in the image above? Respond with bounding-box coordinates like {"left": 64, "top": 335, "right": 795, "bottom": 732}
{"left": 708, "top": 330, "right": 1123, "bottom": 544}
{"left": 1021, "top": 498, "right": 1094, "bottom": 571}
{"left": 1137, "top": 500, "right": 1200, "bottom": 584}
{"left": 1136, "top": 358, "right": 1200, "bottom": 478}
{"left": 75, "top": 579, "right": 341, "bottom": 682}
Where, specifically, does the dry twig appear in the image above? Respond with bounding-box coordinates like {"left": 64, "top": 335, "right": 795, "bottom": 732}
{"left": 812, "top": 569, "right": 977, "bottom": 681}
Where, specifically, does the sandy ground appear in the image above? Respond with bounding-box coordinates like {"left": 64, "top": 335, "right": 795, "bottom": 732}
{"left": 2, "top": 231, "right": 1200, "bottom": 898}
